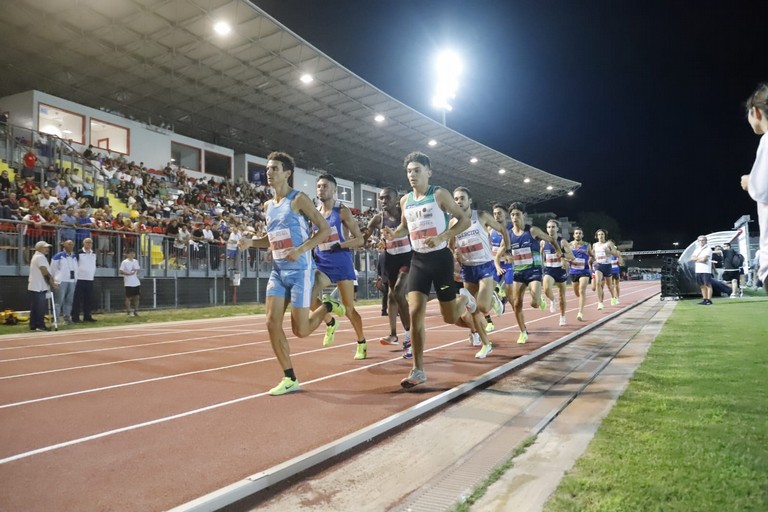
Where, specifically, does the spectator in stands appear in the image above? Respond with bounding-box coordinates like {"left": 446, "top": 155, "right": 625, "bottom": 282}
{"left": 21, "top": 177, "right": 41, "bottom": 201}
{"left": 59, "top": 206, "right": 78, "bottom": 242}
{"left": 38, "top": 189, "right": 58, "bottom": 209}
{"left": 1, "top": 192, "right": 21, "bottom": 219}
{"left": 0, "top": 170, "right": 12, "bottom": 193}
{"left": 75, "top": 208, "right": 94, "bottom": 247}
{"left": 54, "top": 179, "right": 70, "bottom": 202}
{"left": 81, "top": 176, "right": 94, "bottom": 202}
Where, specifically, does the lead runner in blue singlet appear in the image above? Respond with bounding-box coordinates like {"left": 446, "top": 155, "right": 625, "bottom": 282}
{"left": 239, "top": 152, "right": 345, "bottom": 396}
{"left": 382, "top": 152, "right": 478, "bottom": 389}
{"left": 310, "top": 174, "right": 368, "bottom": 360}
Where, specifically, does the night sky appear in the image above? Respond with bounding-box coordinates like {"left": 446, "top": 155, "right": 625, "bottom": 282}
{"left": 252, "top": 0, "right": 766, "bottom": 250}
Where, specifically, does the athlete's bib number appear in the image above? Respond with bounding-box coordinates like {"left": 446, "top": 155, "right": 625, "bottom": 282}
{"left": 544, "top": 252, "right": 562, "bottom": 268}
{"left": 511, "top": 246, "right": 533, "bottom": 266}
{"left": 268, "top": 228, "right": 293, "bottom": 260}
{"left": 317, "top": 226, "right": 340, "bottom": 252}
{"left": 571, "top": 257, "right": 586, "bottom": 270}
{"left": 386, "top": 235, "right": 412, "bottom": 255}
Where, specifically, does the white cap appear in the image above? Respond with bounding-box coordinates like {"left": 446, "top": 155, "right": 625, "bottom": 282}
{"left": 35, "top": 241, "right": 52, "bottom": 249}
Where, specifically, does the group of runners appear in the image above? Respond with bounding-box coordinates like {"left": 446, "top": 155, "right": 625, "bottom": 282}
{"left": 242, "top": 150, "right": 624, "bottom": 396}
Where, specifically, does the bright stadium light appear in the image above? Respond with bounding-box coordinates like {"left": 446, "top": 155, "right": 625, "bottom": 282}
{"left": 546, "top": 185, "right": 553, "bottom": 190}
{"left": 213, "top": 21, "right": 231, "bottom": 35}
{"left": 469, "top": 157, "right": 478, "bottom": 164}
{"left": 374, "top": 114, "right": 385, "bottom": 123}
{"left": 428, "top": 139, "right": 438, "bottom": 147}
{"left": 300, "top": 73, "right": 314, "bottom": 84}
{"left": 498, "top": 168, "right": 506, "bottom": 175}
{"left": 567, "top": 190, "right": 574, "bottom": 196}
{"left": 432, "top": 50, "right": 462, "bottom": 126}
{"left": 523, "top": 177, "right": 531, "bottom": 183}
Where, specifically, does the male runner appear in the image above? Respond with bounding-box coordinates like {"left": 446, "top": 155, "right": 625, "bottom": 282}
{"left": 569, "top": 227, "right": 592, "bottom": 321}
{"left": 497, "top": 202, "right": 560, "bottom": 344}
{"left": 363, "top": 186, "right": 412, "bottom": 353}
{"left": 382, "top": 152, "right": 477, "bottom": 388}
{"left": 451, "top": 187, "right": 507, "bottom": 358}
{"left": 240, "top": 152, "right": 345, "bottom": 396}
{"left": 540, "top": 219, "right": 575, "bottom": 326}
{"left": 592, "top": 229, "right": 620, "bottom": 310}
{"left": 487, "top": 203, "right": 513, "bottom": 333}
{"left": 311, "top": 174, "right": 368, "bottom": 360}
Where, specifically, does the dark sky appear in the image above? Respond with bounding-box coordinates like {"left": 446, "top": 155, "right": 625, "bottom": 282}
{"left": 252, "top": 0, "right": 765, "bottom": 249}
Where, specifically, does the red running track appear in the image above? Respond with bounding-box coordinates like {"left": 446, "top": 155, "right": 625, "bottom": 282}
{"left": 0, "top": 281, "right": 659, "bottom": 511}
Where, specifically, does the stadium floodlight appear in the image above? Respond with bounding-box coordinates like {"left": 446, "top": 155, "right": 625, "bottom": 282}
{"left": 374, "top": 114, "right": 385, "bottom": 123}
{"left": 470, "top": 157, "right": 478, "bottom": 164}
{"left": 567, "top": 190, "right": 574, "bottom": 196}
{"left": 300, "top": 73, "right": 314, "bottom": 84}
{"left": 432, "top": 50, "right": 462, "bottom": 126}
{"left": 546, "top": 185, "right": 553, "bottom": 190}
{"left": 428, "top": 139, "right": 438, "bottom": 147}
{"left": 498, "top": 168, "right": 506, "bottom": 175}
{"left": 523, "top": 177, "right": 531, "bottom": 183}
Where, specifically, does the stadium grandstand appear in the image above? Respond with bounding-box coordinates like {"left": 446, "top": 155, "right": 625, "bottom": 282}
{"left": 0, "top": 0, "right": 580, "bottom": 311}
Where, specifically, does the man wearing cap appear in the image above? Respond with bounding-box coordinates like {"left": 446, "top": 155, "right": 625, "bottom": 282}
{"left": 28, "top": 240, "right": 56, "bottom": 331}
{"left": 50, "top": 239, "right": 78, "bottom": 324}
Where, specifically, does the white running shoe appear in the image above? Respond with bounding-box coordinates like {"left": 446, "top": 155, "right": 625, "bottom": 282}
{"left": 470, "top": 332, "right": 482, "bottom": 346}
{"left": 475, "top": 343, "right": 493, "bottom": 359}
{"left": 459, "top": 288, "right": 477, "bottom": 314}
{"left": 549, "top": 300, "right": 556, "bottom": 313}
{"left": 491, "top": 292, "right": 504, "bottom": 316}
{"left": 559, "top": 316, "right": 566, "bottom": 326}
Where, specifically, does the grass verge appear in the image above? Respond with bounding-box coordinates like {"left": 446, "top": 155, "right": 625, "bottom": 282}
{"left": 544, "top": 297, "right": 768, "bottom": 512}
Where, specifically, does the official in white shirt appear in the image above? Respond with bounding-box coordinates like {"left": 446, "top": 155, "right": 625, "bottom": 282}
{"left": 72, "top": 237, "right": 97, "bottom": 322}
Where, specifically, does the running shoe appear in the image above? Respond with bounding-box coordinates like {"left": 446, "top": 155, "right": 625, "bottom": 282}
{"left": 400, "top": 368, "right": 427, "bottom": 388}
{"left": 322, "top": 295, "right": 346, "bottom": 317}
{"left": 323, "top": 319, "right": 339, "bottom": 347}
{"left": 615, "top": 297, "right": 620, "bottom": 305}
{"left": 470, "top": 332, "right": 482, "bottom": 346}
{"left": 402, "top": 346, "right": 413, "bottom": 359}
{"left": 539, "top": 296, "right": 547, "bottom": 310}
{"left": 459, "top": 288, "right": 477, "bottom": 314}
{"left": 577, "top": 312, "right": 584, "bottom": 321}
{"left": 549, "top": 300, "right": 556, "bottom": 313}
{"left": 379, "top": 334, "right": 399, "bottom": 346}
{"left": 403, "top": 331, "right": 411, "bottom": 350}
{"left": 491, "top": 292, "right": 505, "bottom": 316}
{"left": 517, "top": 331, "right": 529, "bottom": 344}
{"left": 475, "top": 342, "right": 493, "bottom": 359}
{"left": 610, "top": 297, "right": 618, "bottom": 306}
{"left": 597, "top": 302, "right": 604, "bottom": 311}
{"left": 498, "top": 287, "right": 506, "bottom": 300}
{"left": 559, "top": 316, "right": 566, "bottom": 326}
{"left": 485, "top": 321, "right": 495, "bottom": 333}
{"left": 354, "top": 341, "right": 368, "bottom": 360}
{"left": 269, "top": 377, "right": 300, "bottom": 396}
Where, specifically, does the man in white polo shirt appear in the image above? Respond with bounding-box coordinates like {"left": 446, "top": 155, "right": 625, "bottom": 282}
{"left": 119, "top": 248, "right": 141, "bottom": 317}
{"left": 72, "top": 237, "right": 97, "bottom": 323}
{"left": 28, "top": 240, "right": 56, "bottom": 331}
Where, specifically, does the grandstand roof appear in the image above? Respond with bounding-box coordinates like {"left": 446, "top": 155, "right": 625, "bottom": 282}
{"left": 0, "top": 0, "right": 581, "bottom": 207}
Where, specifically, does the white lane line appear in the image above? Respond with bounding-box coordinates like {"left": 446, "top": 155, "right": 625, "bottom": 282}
{"left": 0, "top": 329, "right": 262, "bottom": 363}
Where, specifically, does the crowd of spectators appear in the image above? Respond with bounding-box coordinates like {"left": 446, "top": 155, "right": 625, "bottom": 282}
{"left": 1, "top": 144, "right": 382, "bottom": 269}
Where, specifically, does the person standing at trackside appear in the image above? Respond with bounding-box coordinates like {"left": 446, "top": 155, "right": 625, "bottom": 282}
{"left": 381, "top": 152, "right": 477, "bottom": 389}
{"left": 363, "top": 186, "right": 413, "bottom": 354}
{"left": 120, "top": 248, "right": 141, "bottom": 316}
{"left": 239, "top": 152, "right": 343, "bottom": 396}
{"left": 50, "top": 239, "right": 78, "bottom": 325}
{"left": 741, "top": 82, "right": 768, "bottom": 287}
{"left": 28, "top": 240, "right": 55, "bottom": 331}
{"left": 568, "top": 227, "right": 592, "bottom": 321}
{"left": 690, "top": 235, "right": 713, "bottom": 305}
{"left": 720, "top": 242, "right": 743, "bottom": 298}
{"left": 497, "top": 202, "right": 560, "bottom": 344}
{"left": 450, "top": 187, "right": 507, "bottom": 359}
{"left": 591, "top": 229, "right": 620, "bottom": 310}
{"left": 540, "top": 219, "right": 575, "bottom": 326}
{"left": 310, "top": 173, "right": 368, "bottom": 360}
{"left": 72, "top": 237, "right": 97, "bottom": 323}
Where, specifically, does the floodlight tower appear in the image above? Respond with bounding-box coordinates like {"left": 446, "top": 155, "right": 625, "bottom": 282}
{"left": 432, "top": 51, "right": 462, "bottom": 126}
